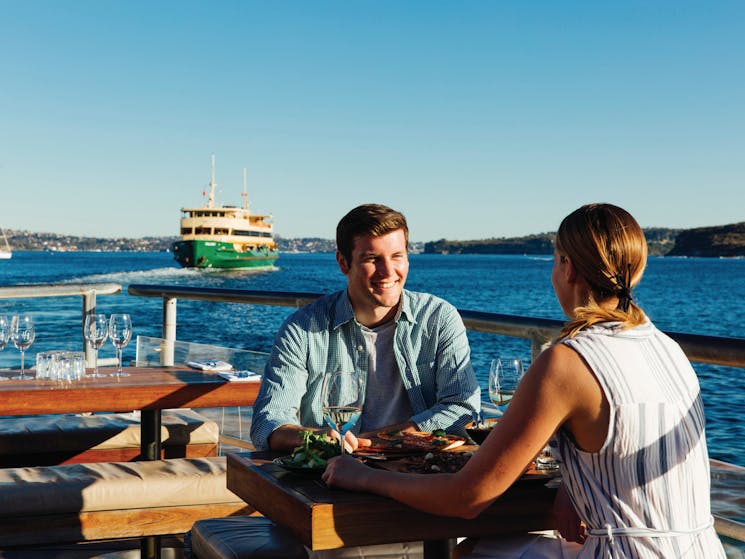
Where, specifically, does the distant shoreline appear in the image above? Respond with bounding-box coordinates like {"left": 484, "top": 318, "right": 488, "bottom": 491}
{"left": 5, "top": 221, "right": 745, "bottom": 257}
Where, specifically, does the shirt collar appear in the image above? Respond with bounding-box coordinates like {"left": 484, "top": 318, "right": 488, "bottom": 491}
{"left": 331, "top": 289, "right": 414, "bottom": 330}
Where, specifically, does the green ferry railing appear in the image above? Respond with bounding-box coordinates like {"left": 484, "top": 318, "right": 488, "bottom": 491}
{"left": 1, "top": 282, "right": 743, "bottom": 543}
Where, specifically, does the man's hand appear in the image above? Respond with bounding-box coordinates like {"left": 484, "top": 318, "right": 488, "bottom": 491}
{"left": 329, "top": 429, "right": 372, "bottom": 453}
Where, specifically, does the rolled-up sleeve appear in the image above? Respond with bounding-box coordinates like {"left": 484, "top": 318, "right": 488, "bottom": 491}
{"left": 249, "top": 318, "right": 310, "bottom": 450}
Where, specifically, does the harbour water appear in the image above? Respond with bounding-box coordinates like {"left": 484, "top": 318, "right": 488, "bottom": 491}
{"left": 0, "top": 250, "right": 744, "bottom": 470}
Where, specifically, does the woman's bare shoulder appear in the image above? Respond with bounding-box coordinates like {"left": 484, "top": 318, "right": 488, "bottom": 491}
{"left": 523, "top": 343, "right": 601, "bottom": 417}
{"left": 530, "top": 342, "right": 591, "bottom": 385}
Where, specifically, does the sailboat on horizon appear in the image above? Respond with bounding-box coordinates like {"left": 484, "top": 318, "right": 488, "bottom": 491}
{"left": 0, "top": 228, "right": 12, "bottom": 259}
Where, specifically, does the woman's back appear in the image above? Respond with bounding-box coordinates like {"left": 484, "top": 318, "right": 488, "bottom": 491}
{"left": 558, "top": 320, "right": 725, "bottom": 558}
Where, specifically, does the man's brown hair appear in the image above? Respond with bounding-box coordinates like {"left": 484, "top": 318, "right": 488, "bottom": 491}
{"left": 336, "top": 204, "right": 409, "bottom": 265}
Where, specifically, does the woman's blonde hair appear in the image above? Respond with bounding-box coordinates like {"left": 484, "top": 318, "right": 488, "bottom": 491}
{"left": 556, "top": 203, "right": 648, "bottom": 338}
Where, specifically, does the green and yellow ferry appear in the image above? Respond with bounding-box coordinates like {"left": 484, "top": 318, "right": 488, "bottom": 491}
{"left": 172, "top": 155, "right": 279, "bottom": 269}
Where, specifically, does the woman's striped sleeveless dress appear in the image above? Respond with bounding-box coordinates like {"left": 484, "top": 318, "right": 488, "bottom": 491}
{"left": 556, "top": 320, "right": 725, "bottom": 558}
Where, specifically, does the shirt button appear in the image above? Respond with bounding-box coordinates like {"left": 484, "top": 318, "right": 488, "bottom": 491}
{"left": 357, "top": 345, "right": 364, "bottom": 351}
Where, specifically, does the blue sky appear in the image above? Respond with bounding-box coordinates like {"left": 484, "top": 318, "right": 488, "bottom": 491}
{"left": 1, "top": 1, "right": 743, "bottom": 242}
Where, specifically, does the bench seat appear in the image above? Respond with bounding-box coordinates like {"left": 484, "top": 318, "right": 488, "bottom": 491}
{"left": 0, "top": 456, "right": 255, "bottom": 547}
{"left": 0, "top": 409, "right": 220, "bottom": 467}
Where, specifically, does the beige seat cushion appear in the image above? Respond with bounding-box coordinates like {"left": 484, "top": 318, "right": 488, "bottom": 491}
{"left": 0, "top": 456, "right": 241, "bottom": 516}
{"left": 0, "top": 409, "right": 219, "bottom": 454}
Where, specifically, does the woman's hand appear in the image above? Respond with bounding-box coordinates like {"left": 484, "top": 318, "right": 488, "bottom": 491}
{"left": 554, "top": 482, "right": 586, "bottom": 544}
{"left": 322, "top": 455, "right": 372, "bottom": 491}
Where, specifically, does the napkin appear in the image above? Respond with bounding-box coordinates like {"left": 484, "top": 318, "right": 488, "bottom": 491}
{"left": 217, "top": 370, "right": 262, "bottom": 382}
{"left": 187, "top": 360, "right": 234, "bottom": 372}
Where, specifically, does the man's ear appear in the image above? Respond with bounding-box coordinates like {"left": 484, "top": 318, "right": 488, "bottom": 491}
{"left": 336, "top": 251, "right": 350, "bottom": 275}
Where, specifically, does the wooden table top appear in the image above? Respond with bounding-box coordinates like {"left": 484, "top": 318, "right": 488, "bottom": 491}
{"left": 227, "top": 451, "right": 558, "bottom": 552}
{"left": 0, "top": 366, "right": 260, "bottom": 416}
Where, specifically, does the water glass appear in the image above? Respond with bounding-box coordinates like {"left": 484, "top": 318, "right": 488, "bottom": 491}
{"left": 535, "top": 444, "right": 561, "bottom": 471}
{"left": 0, "top": 315, "right": 9, "bottom": 351}
{"left": 35, "top": 351, "right": 55, "bottom": 379}
{"left": 109, "top": 313, "right": 132, "bottom": 377}
{"left": 67, "top": 351, "right": 86, "bottom": 381}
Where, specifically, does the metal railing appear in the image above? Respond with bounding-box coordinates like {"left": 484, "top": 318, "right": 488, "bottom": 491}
{"left": 127, "top": 283, "right": 745, "bottom": 369}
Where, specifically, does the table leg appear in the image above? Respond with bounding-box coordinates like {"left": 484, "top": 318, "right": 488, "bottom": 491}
{"left": 140, "top": 409, "right": 162, "bottom": 461}
{"left": 423, "top": 538, "right": 454, "bottom": 559}
{"left": 141, "top": 535, "right": 161, "bottom": 559}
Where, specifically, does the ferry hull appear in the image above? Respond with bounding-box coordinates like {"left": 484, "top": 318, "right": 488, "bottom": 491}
{"left": 172, "top": 240, "right": 278, "bottom": 269}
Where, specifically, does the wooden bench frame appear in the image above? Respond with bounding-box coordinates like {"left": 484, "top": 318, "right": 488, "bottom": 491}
{"left": 0, "top": 503, "right": 256, "bottom": 547}
{"left": 0, "top": 457, "right": 256, "bottom": 548}
{"left": 0, "top": 441, "right": 218, "bottom": 469}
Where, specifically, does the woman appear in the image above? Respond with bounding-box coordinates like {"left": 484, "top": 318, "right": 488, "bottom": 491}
{"left": 323, "top": 203, "right": 725, "bottom": 558}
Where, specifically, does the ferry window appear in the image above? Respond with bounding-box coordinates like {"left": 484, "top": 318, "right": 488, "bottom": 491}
{"left": 181, "top": 228, "right": 193, "bottom": 235}
{"left": 195, "top": 227, "right": 211, "bottom": 235}
{"left": 214, "top": 228, "right": 229, "bottom": 235}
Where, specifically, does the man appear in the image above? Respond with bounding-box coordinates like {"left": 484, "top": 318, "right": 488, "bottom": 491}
{"left": 250, "top": 203, "right": 480, "bottom": 452}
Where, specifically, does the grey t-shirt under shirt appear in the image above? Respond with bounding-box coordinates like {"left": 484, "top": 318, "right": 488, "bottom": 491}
{"left": 359, "top": 320, "right": 414, "bottom": 433}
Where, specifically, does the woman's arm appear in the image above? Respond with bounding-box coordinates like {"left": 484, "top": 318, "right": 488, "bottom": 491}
{"left": 323, "top": 343, "right": 605, "bottom": 518}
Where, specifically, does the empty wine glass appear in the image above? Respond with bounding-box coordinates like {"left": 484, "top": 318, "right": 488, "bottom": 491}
{"left": 11, "top": 314, "right": 35, "bottom": 380}
{"left": 108, "top": 313, "right": 132, "bottom": 377}
{"left": 0, "top": 315, "right": 9, "bottom": 381}
{"left": 488, "top": 357, "right": 524, "bottom": 414}
{"left": 321, "top": 370, "right": 363, "bottom": 455}
{"left": 84, "top": 313, "right": 108, "bottom": 377}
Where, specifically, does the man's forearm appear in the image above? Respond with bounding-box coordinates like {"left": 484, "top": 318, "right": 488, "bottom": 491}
{"left": 268, "top": 424, "right": 323, "bottom": 452}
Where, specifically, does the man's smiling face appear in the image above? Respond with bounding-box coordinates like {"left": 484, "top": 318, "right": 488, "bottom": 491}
{"left": 337, "top": 228, "right": 409, "bottom": 327}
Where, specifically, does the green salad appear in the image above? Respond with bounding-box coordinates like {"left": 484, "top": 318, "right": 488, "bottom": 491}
{"left": 285, "top": 431, "right": 341, "bottom": 469}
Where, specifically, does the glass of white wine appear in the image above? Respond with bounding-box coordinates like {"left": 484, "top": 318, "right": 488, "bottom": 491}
{"left": 321, "top": 370, "right": 363, "bottom": 455}
{"left": 488, "top": 357, "right": 524, "bottom": 413}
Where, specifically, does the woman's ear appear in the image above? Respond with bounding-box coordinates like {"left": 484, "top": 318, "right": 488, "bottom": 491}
{"left": 563, "top": 255, "right": 578, "bottom": 284}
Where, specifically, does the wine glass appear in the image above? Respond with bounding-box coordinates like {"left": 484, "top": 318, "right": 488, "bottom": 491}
{"left": 108, "top": 313, "right": 132, "bottom": 377}
{"left": 488, "top": 357, "right": 524, "bottom": 413}
{"left": 84, "top": 313, "right": 108, "bottom": 377}
{"left": 11, "top": 314, "right": 35, "bottom": 380}
{"left": 0, "top": 315, "right": 9, "bottom": 381}
{"left": 321, "top": 370, "right": 363, "bottom": 455}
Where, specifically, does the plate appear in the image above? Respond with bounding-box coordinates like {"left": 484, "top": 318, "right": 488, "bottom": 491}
{"left": 378, "top": 451, "right": 561, "bottom": 482}
{"left": 364, "top": 430, "right": 466, "bottom": 456}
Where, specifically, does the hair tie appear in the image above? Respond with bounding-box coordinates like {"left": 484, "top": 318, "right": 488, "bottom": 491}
{"left": 615, "top": 264, "right": 633, "bottom": 312}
